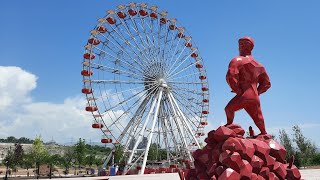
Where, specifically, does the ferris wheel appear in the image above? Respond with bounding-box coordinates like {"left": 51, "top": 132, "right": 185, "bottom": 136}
{"left": 81, "top": 2, "right": 209, "bottom": 174}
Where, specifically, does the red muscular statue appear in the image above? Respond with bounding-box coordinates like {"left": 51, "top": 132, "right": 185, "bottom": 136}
{"left": 225, "top": 37, "right": 271, "bottom": 135}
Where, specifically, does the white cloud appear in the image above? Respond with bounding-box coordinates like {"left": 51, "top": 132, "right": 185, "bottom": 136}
{"left": 0, "top": 66, "right": 37, "bottom": 111}
{"left": 0, "top": 66, "right": 101, "bottom": 143}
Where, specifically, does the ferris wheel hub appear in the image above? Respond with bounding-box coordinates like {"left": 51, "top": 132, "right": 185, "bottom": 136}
{"left": 158, "top": 78, "right": 168, "bottom": 88}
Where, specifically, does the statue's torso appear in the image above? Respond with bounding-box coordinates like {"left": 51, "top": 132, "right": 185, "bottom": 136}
{"left": 230, "top": 56, "right": 265, "bottom": 93}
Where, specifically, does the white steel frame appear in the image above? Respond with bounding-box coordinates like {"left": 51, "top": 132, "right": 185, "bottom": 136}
{"left": 82, "top": 2, "right": 209, "bottom": 175}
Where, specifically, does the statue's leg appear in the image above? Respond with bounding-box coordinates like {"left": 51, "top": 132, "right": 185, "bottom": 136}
{"left": 225, "top": 95, "right": 244, "bottom": 125}
{"left": 244, "top": 103, "right": 267, "bottom": 134}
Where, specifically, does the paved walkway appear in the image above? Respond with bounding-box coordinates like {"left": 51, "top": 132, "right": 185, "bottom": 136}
{"left": 0, "top": 170, "right": 319, "bottom": 179}
{"left": 301, "top": 169, "right": 320, "bottom": 179}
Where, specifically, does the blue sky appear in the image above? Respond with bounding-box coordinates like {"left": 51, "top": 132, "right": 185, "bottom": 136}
{"left": 0, "top": 0, "right": 319, "bottom": 145}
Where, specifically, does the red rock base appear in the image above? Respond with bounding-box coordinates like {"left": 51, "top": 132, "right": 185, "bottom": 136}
{"left": 187, "top": 124, "right": 301, "bottom": 180}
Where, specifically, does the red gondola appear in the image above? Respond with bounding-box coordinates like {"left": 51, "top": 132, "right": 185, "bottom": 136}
{"left": 160, "top": 18, "right": 167, "bottom": 24}
{"left": 128, "top": 9, "right": 137, "bottom": 16}
{"left": 82, "top": 88, "right": 93, "bottom": 94}
{"left": 202, "top": 87, "right": 209, "bottom": 91}
{"left": 199, "top": 75, "right": 206, "bottom": 80}
{"left": 200, "top": 121, "right": 208, "bottom": 126}
{"left": 92, "top": 123, "right": 104, "bottom": 129}
{"left": 169, "top": 24, "right": 176, "bottom": 30}
{"left": 106, "top": 17, "right": 116, "bottom": 24}
{"left": 83, "top": 53, "right": 95, "bottom": 60}
{"left": 196, "top": 64, "right": 203, "bottom": 68}
{"left": 81, "top": 70, "right": 93, "bottom": 76}
{"left": 88, "top": 38, "right": 100, "bottom": 45}
{"left": 203, "top": 99, "right": 209, "bottom": 103}
{"left": 86, "top": 106, "right": 98, "bottom": 112}
{"left": 185, "top": 43, "right": 192, "bottom": 47}
{"left": 202, "top": 110, "right": 209, "bottom": 114}
{"left": 177, "top": 32, "right": 185, "bottom": 38}
{"left": 191, "top": 53, "right": 198, "bottom": 58}
{"left": 97, "top": 26, "right": 107, "bottom": 33}
{"left": 117, "top": 11, "right": 126, "bottom": 19}
{"left": 197, "top": 132, "right": 205, "bottom": 136}
{"left": 101, "top": 138, "right": 112, "bottom": 143}
{"left": 150, "top": 12, "right": 157, "bottom": 19}
{"left": 139, "top": 9, "right": 148, "bottom": 16}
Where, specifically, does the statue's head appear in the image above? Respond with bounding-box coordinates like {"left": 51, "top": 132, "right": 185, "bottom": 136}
{"left": 238, "top": 36, "right": 254, "bottom": 56}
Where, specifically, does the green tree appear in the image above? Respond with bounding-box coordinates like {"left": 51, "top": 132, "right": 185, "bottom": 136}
{"left": 292, "top": 125, "right": 316, "bottom": 167}
{"left": 85, "top": 153, "right": 96, "bottom": 168}
{"left": 4, "top": 147, "right": 15, "bottom": 169}
{"left": 278, "top": 129, "right": 295, "bottom": 162}
{"left": 61, "top": 146, "right": 74, "bottom": 175}
{"left": 22, "top": 153, "right": 34, "bottom": 173}
{"left": 31, "top": 136, "right": 49, "bottom": 179}
{"left": 45, "top": 154, "right": 62, "bottom": 179}
{"left": 147, "top": 143, "right": 158, "bottom": 161}
{"left": 74, "top": 138, "right": 86, "bottom": 173}
{"left": 311, "top": 153, "right": 320, "bottom": 165}
{"left": 114, "top": 145, "right": 124, "bottom": 164}
{"left": 7, "top": 136, "right": 17, "bottom": 143}
{"left": 94, "top": 158, "right": 104, "bottom": 167}
{"left": 158, "top": 149, "right": 168, "bottom": 161}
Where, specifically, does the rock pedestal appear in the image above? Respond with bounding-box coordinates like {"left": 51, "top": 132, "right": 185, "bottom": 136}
{"left": 188, "top": 124, "right": 301, "bottom": 180}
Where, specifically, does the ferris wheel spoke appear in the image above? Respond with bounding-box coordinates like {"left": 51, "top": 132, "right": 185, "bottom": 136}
{"left": 123, "top": 105, "right": 148, "bottom": 151}
{"left": 107, "top": 82, "right": 159, "bottom": 127}
{"left": 153, "top": 16, "right": 169, "bottom": 75}
{"left": 162, "top": 100, "right": 180, "bottom": 154}
{"left": 159, "top": 105, "right": 170, "bottom": 161}
{"left": 117, "top": 18, "right": 157, "bottom": 68}
{"left": 126, "top": 13, "right": 153, "bottom": 61}
{"left": 163, "top": 29, "right": 176, "bottom": 69}
{"left": 140, "top": 88, "right": 163, "bottom": 174}
{"left": 143, "top": 17, "right": 164, "bottom": 74}
{"left": 89, "top": 79, "right": 153, "bottom": 84}
{"left": 168, "top": 71, "right": 203, "bottom": 81}
{"left": 98, "top": 32, "right": 149, "bottom": 70}
{"left": 130, "top": 15, "right": 156, "bottom": 58}
{"left": 166, "top": 38, "right": 191, "bottom": 75}
{"left": 94, "top": 85, "right": 145, "bottom": 100}
{"left": 170, "top": 91, "right": 201, "bottom": 129}
{"left": 167, "top": 81, "right": 206, "bottom": 84}
{"left": 168, "top": 93, "right": 200, "bottom": 148}
{"left": 112, "top": 24, "right": 156, "bottom": 68}
{"left": 145, "top": 14, "right": 162, "bottom": 63}
{"left": 89, "top": 62, "right": 155, "bottom": 81}
{"left": 166, "top": 61, "right": 197, "bottom": 80}
{"left": 98, "top": 30, "right": 149, "bottom": 70}
{"left": 171, "top": 84, "right": 204, "bottom": 98}
{"left": 116, "top": 82, "right": 161, "bottom": 150}
{"left": 101, "top": 89, "right": 152, "bottom": 116}
{"left": 166, "top": 94, "right": 193, "bottom": 159}
{"left": 165, "top": 30, "right": 190, "bottom": 72}
{"left": 94, "top": 46, "right": 145, "bottom": 74}
{"left": 171, "top": 88, "right": 202, "bottom": 114}
{"left": 127, "top": 88, "right": 161, "bottom": 166}
{"left": 172, "top": 97, "right": 201, "bottom": 118}
{"left": 106, "top": 89, "right": 153, "bottom": 137}
{"left": 136, "top": 21, "right": 156, "bottom": 51}
{"left": 166, "top": 47, "right": 195, "bottom": 78}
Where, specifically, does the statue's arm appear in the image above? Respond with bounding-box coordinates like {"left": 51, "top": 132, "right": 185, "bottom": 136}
{"left": 257, "top": 68, "right": 271, "bottom": 95}
{"left": 226, "top": 59, "right": 240, "bottom": 94}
